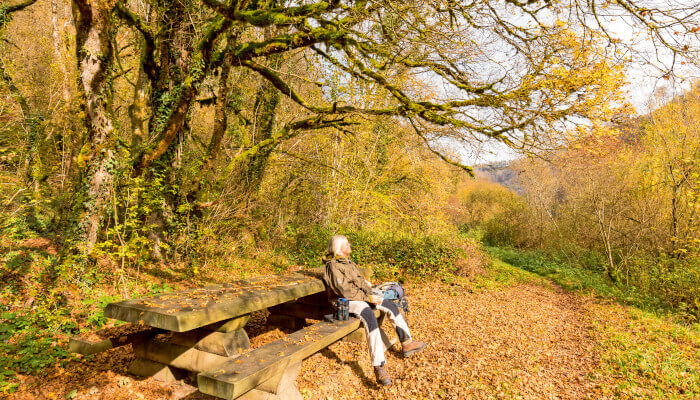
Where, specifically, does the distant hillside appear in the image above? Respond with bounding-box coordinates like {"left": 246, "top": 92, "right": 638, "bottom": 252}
{"left": 474, "top": 161, "right": 521, "bottom": 193}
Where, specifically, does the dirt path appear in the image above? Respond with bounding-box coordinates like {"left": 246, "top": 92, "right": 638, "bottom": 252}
{"left": 296, "top": 281, "right": 602, "bottom": 399}
{"left": 10, "top": 281, "right": 604, "bottom": 400}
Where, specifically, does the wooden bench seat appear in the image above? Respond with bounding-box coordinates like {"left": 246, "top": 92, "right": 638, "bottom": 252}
{"left": 198, "top": 311, "right": 384, "bottom": 400}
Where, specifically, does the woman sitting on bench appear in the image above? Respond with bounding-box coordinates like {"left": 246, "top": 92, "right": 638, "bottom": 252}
{"left": 322, "top": 235, "right": 426, "bottom": 386}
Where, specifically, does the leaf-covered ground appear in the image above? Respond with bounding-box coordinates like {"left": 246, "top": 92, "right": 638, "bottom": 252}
{"left": 296, "top": 281, "right": 601, "bottom": 400}
{"left": 7, "top": 269, "right": 699, "bottom": 400}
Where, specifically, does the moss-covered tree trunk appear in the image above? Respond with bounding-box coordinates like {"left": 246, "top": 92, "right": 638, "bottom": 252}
{"left": 129, "top": 36, "right": 150, "bottom": 149}
{"left": 241, "top": 53, "right": 282, "bottom": 196}
{"left": 185, "top": 51, "right": 235, "bottom": 208}
{"left": 72, "top": 0, "right": 116, "bottom": 253}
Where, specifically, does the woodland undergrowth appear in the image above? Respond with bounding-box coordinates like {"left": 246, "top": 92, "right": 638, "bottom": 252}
{"left": 0, "top": 225, "right": 472, "bottom": 393}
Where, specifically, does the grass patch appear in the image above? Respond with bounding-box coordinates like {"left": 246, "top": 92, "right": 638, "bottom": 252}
{"left": 486, "top": 246, "right": 677, "bottom": 315}
{"left": 471, "top": 256, "right": 545, "bottom": 290}
{"left": 589, "top": 302, "right": 700, "bottom": 399}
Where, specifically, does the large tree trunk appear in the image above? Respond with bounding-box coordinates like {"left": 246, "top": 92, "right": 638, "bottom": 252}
{"left": 141, "top": 3, "right": 193, "bottom": 259}
{"left": 205, "top": 59, "right": 233, "bottom": 173}
{"left": 72, "top": 0, "right": 116, "bottom": 254}
{"left": 129, "top": 36, "right": 150, "bottom": 149}
{"left": 241, "top": 54, "right": 282, "bottom": 197}
{"left": 185, "top": 51, "right": 236, "bottom": 206}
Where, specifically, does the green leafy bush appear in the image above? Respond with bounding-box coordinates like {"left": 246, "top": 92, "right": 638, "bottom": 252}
{"left": 633, "top": 254, "right": 700, "bottom": 320}
{"left": 0, "top": 312, "right": 75, "bottom": 394}
{"left": 288, "top": 226, "right": 464, "bottom": 280}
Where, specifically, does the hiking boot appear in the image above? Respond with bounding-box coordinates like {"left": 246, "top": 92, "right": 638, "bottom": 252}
{"left": 401, "top": 339, "right": 426, "bottom": 357}
{"left": 373, "top": 365, "right": 392, "bottom": 386}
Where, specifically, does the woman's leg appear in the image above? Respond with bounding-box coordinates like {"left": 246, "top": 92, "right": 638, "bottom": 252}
{"left": 376, "top": 299, "right": 412, "bottom": 343}
{"left": 348, "top": 300, "right": 385, "bottom": 367}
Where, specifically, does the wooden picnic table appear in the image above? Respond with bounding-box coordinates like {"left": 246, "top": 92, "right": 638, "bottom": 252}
{"left": 103, "top": 273, "right": 325, "bottom": 332}
{"left": 70, "top": 268, "right": 378, "bottom": 399}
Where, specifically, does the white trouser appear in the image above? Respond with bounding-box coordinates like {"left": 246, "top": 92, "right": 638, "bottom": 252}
{"left": 348, "top": 299, "right": 412, "bottom": 366}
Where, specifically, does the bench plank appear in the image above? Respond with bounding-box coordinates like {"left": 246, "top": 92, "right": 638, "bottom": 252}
{"left": 197, "top": 311, "right": 381, "bottom": 400}
{"left": 104, "top": 274, "right": 325, "bottom": 332}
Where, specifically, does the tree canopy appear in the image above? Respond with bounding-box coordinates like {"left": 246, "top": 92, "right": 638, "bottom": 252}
{"left": 0, "top": 0, "right": 697, "bottom": 254}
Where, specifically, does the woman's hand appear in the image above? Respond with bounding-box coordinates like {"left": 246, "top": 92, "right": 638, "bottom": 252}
{"left": 371, "top": 294, "right": 383, "bottom": 306}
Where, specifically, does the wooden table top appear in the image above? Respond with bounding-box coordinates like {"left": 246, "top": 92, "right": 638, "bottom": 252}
{"left": 103, "top": 273, "right": 326, "bottom": 332}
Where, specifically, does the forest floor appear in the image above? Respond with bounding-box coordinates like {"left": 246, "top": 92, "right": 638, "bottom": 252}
{"left": 6, "top": 259, "right": 699, "bottom": 400}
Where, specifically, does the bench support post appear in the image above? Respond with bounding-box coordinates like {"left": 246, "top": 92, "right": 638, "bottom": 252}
{"left": 128, "top": 319, "right": 251, "bottom": 382}
{"left": 128, "top": 358, "right": 187, "bottom": 382}
{"left": 238, "top": 360, "right": 302, "bottom": 400}
{"left": 170, "top": 327, "right": 250, "bottom": 357}
{"left": 343, "top": 327, "right": 365, "bottom": 343}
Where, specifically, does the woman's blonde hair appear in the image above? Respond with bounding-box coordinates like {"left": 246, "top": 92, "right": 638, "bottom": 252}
{"left": 326, "top": 235, "right": 350, "bottom": 258}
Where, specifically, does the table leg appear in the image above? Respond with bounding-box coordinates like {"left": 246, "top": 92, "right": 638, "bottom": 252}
{"left": 170, "top": 328, "right": 250, "bottom": 357}
{"left": 128, "top": 358, "right": 186, "bottom": 382}
{"left": 130, "top": 323, "right": 251, "bottom": 380}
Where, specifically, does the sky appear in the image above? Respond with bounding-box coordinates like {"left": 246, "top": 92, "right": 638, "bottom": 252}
{"left": 461, "top": 73, "right": 698, "bottom": 166}
{"left": 459, "top": 0, "right": 700, "bottom": 166}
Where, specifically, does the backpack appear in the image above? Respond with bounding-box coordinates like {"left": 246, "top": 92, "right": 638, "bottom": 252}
{"left": 372, "top": 282, "right": 409, "bottom": 315}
